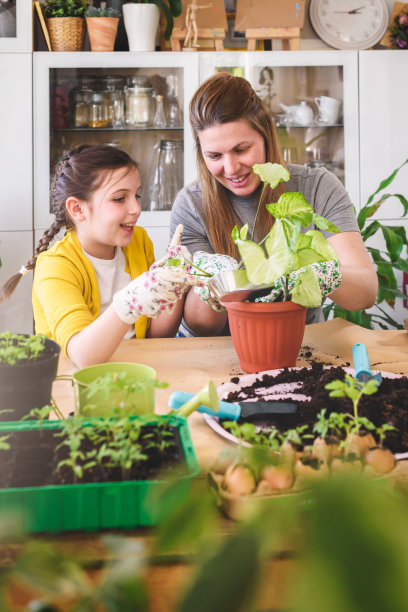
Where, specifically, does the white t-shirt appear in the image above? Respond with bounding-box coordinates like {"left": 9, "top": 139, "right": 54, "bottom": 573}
{"left": 83, "top": 247, "right": 136, "bottom": 339}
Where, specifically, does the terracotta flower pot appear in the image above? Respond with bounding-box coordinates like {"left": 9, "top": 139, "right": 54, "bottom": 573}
{"left": 221, "top": 300, "right": 306, "bottom": 374}
{"left": 86, "top": 16, "right": 119, "bottom": 52}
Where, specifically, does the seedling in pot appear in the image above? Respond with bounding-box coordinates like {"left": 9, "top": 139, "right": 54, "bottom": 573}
{"left": 0, "top": 332, "right": 47, "bottom": 365}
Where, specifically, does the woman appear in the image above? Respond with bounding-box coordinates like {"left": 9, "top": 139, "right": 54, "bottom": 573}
{"left": 170, "top": 72, "right": 378, "bottom": 336}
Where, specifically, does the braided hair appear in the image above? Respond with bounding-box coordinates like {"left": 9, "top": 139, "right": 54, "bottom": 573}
{"left": 0, "top": 144, "right": 138, "bottom": 303}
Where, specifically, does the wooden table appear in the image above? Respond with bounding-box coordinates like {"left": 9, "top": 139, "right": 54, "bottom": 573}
{"left": 5, "top": 318, "right": 408, "bottom": 610}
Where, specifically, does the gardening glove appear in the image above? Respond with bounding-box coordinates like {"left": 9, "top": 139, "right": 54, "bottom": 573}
{"left": 191, "top": 251, "right": 239, "bottom": 312}
{"left": 113, "top": 267, "right": 204, "bottom": 324}
{"left": 151, "top": 224, "right": 192, "bottom": 272}
{"left": 255, "top": 260, "right": 342, "bottom": 304}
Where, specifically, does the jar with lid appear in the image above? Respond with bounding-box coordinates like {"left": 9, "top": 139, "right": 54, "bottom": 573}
{"left": 102, "top": 76, "right": 124, "bottom": 128}
{"left": 89, "top": 92, "right": 107, "bottom": 128}
{"left": 73, "top": 91, "right": 89, "bottom": 128}
{"left": 124, "top": 76, "right": 155, "bottom": 127}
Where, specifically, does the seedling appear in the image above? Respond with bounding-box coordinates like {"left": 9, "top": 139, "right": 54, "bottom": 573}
{"left": 85, "top": 371, "right": 168, "bottom": 412}
{"left": 325, "top": 374, "right": 380, "bottom": 420}
{"left": 231, "top": 162, "right": 341, "bottom": 307}
{"left": 0, "top": 332, "right": 47, "bottom": 365}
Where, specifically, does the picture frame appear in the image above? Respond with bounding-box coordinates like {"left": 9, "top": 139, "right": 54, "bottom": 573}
{"left": 0, "top": 0, "right": 32, "bottom": 52}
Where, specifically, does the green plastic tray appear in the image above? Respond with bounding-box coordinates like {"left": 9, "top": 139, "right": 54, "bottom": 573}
{"left": 0, "top": 416, "right": 199, "bottom": 533}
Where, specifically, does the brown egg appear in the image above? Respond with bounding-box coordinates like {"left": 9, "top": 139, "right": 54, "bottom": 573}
{"left": 223, "top": 463, "right": 256, "bottom": 496}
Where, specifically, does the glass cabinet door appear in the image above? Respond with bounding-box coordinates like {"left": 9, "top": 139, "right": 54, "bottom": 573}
{"left": 34, "top": 52, "right": 199, "bottom": 255}
{"left": 199, "top": 51, "right": 359, "bottom": 206}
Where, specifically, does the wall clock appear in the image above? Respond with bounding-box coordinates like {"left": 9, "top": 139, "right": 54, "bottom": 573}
{"left": 309, "top": 0, "right": 389, "bottom": 50}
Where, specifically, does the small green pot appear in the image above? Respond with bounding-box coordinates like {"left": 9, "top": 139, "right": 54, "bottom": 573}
{"left": 72, "top": 362, "right": 157, "bottom": 417}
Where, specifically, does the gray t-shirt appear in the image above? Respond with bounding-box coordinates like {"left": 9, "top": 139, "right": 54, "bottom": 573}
{"left": 170, "top": 164, "right": 359, "bottom": 324}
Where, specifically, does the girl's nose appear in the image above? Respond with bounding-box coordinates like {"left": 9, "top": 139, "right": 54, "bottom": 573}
{"left": 129, "top": 196, "right": 141, "bottom": 215}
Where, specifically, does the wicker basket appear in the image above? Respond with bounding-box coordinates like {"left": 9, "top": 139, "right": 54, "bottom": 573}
{"left": 47, "top": 17, "right": 85, "bottom": 52}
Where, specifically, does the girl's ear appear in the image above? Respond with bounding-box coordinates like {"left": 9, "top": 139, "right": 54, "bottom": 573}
{"left": 66, "top": 197, "right": 87, "bottom": 222}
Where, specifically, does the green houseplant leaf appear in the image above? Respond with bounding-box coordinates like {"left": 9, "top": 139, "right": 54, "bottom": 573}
{"left": 324, "top": 158, "right": 408, "bottom": 329}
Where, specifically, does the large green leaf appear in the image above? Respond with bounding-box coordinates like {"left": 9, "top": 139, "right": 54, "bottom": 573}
{"left": 365, "top": 158, "right": 408, "bottom": 205}
{"left": 291, "top": 266, "right": 322, "bottom": 308}
{"left": 266, "top": 192, "right": 314, "bottom": 226}
{"left": 312, "top": 213, "right": 341, "bottom": 234}
{"left": 252, "top": 162, "right": 290, "bottom": 189}
{"left": 236, "top": 235, "right": 291, "bottom": 285}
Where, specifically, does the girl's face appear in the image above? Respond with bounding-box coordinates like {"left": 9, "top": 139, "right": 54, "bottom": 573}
{"left": 75, "top": 166, "right": 141, "bottom": 259}
{"left": 198, "top": 119, "right": 266, "bottom": 196}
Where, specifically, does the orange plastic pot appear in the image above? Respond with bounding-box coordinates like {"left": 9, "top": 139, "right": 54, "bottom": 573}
{"left": 221, "top": 300, "right": 306, "bottom": 374}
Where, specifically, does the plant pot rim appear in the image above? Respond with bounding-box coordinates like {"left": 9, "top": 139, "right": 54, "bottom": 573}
{"left": 221, "top": 300, "right": 307, "bottom": 313}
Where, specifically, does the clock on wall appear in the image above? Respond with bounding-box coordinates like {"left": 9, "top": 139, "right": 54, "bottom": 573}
{"left": 309, "top": 0, "right": 389, "bottom": 50}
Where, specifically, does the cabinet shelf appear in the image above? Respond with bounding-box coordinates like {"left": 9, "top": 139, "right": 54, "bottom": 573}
{"left": 51, "top": 127, "right": 184, "bottom": 133}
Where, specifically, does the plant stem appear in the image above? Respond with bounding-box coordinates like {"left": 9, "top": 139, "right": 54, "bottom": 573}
{"left": 184, "top": 258, "right": 212, "bottom": 277}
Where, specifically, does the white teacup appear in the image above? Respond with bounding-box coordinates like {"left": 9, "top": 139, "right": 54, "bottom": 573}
{"left": 315, "top": 96, "right": 341, "bottom": 125}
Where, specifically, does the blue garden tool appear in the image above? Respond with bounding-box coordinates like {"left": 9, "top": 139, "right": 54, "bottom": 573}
{"left": 352, "top": 342, "right": 382, "bottom": 385}
{"left": 168, "top": 390, "right": 297, "bottom": 421}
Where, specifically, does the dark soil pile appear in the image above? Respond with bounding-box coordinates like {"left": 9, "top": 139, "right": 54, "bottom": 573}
{"left": 225, "top": 362, "right": 408, "bottom": 454}
{"left": 0, "top": 424, "right": 189, "bottom": 489}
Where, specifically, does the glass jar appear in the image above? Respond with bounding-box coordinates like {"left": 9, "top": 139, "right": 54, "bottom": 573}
{"left": 153, "top": 94, "right": 166, "bottom": 128}
{"left": 124, "top": 76, "right": 155, "bottom": 127}
{"left": 102, "top": 76, "right": 124, "bottom": 128}
{"left": 89, "top": 92, "right": 107, "bottom": 128}
{"left": 73, "top": 91, "right": 89, "bottom": 128}
{"left": 148, "top": 140, "right": 183, "bottom": 211}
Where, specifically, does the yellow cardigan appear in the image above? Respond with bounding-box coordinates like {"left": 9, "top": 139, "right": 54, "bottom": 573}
{"left": 32, "top": 228, "right": 155, "bottom": 356}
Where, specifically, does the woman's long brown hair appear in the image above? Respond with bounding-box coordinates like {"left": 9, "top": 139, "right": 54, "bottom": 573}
{"left": 189, "top": 72, "right": 285, "bottom": 258}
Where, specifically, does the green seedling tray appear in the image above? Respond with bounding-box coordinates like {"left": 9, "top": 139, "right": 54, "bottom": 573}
{"left": 0, "top": 416, "right": 199, "bottom": 533}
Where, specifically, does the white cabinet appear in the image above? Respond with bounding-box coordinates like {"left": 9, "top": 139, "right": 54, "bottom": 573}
{"left": 199, "top": 50, "right": 360, "bottom": 207}
{"left": 0, "top": 53, "right": 32, "bottom": 231}
{"left": 33, "top": 52, "right": 199, "bottom": 259}
{"left": 0, "top": 230, "right": 33, "bottom": 334}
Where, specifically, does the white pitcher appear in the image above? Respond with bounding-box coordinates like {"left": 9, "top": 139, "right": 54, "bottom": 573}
{"left": 315, "top": 96, "right": 341, "bottom": 125}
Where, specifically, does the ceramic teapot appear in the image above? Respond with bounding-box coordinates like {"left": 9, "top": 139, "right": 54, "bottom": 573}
{"left": 279, "top": 101, "right": 314, "bottom": 126}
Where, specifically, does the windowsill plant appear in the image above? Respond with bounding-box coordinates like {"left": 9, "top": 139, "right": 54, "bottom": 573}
{"left": 85, "top": 5, "right": 121, "bottom": 52}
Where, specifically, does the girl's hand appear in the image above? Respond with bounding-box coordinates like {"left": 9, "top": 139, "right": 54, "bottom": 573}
{"left": 113, "top": 267, "right": 204, "bottom": 324}
{"left": 255, "top": 260, "right": 342, "bottom": 303}
{"left": 191, "top": 251, "right": 239, "bottom": 312}
{"left": 151, "top": 224, "right": 192, "bottom": 271}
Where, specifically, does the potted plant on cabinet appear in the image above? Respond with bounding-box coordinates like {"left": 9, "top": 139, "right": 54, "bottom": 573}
{"left": 85, "top": 5, "right": 121, "bottom": 51}
{"left": 42, "top": 0, "right": 88, "bottom": 52}
{"left": 0, "top": 332, "right": 61, "bottom": 422}
{"left": 122, "top": 0, "right": 182, "bottom": 51}
{"left": 215, "top": 162, "right": 340, "bottom": 373}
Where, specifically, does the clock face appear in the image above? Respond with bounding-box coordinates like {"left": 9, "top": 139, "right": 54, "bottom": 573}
{"left": 310, "top": 0, "right": 389, "bottom": 50}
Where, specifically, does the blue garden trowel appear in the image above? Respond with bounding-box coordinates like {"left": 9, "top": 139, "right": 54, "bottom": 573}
{"left": 352, "top": 342, "right": 382, "bottom": 386}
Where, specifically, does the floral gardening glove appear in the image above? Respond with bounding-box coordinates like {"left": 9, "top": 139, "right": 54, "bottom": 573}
{"left": 113, "top": 267, "right": 204, "bottom": 324}
{"left": 151, "top": 224, "right": 192, "bottom": 272}
{"left": 255, "top": 260, "right": 342, "bottom": 304}
{"left": 191, "top": 251, "right": 239, "bottom": 312}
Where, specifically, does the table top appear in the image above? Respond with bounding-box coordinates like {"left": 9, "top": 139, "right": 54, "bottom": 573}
{"left": 53, "top": 317, "right": 408, "bottom": 471}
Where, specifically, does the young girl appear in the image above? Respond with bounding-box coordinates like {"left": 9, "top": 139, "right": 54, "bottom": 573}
{"left": 0, "top": 144, "right": 201, "bottom": 368}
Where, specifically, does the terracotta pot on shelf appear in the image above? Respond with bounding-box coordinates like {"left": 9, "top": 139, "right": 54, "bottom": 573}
{"left": 47, "top": 17, "right": 85, "bottom": 52}
{"left": 86, "top": 16, "right": 119, "bottom": 52}
{"left": 221, "top": 300, "right": 306, "bottom": 374}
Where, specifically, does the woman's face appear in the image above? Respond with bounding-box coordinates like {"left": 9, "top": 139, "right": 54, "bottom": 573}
{"left": 198, "top": 119, "right": 266, "bottom": 196}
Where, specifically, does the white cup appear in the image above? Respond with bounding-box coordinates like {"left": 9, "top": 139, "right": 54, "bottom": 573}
{"left": 315, "top": 96, "right": 342, "bottom": 125}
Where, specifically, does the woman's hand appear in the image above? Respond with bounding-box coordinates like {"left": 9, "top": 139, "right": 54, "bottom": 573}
{"left": 191, "top": 251, "right": 239, "bottom": 311}
{"left": 113, "top": 267, "right": 204, "bottom": 323}
{"left": 256, "top": 260, "right": 342, "bottom": 303}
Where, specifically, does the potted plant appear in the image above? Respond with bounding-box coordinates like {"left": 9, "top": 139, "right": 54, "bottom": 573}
{"left": 324, "top": 158, "right": 408, "bottom": 329}
{"left": 122, "top": 0, "right": 182, "bottom": 51}
{"left": 85, "top": 5, "right": 121, "bottom": 51}
{"left": 0, "top": 332, "right": 61, "bottom": 422}
{"left": 220, "top": 162, "right": 340, "bottom": 373}
{"left": 42, "top": 0, "right": 88, "bottom": 52}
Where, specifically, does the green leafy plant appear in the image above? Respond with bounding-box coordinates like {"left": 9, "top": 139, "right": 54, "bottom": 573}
{"left": 85, "top": 6, "right": 121, "bottom": 17}
{"left": 324, "top": 158, "right": 408, "bottom": 328}
{"left": 129, "top": 0, "right": 182, "bottom": 40}
{"left": 42, "top": 0, "right": 89, "bottom": 18}
{"left": 325, "top": 374, "right": 380, "bottom": 421}
{"left": 232, "top": 162, "right": 341, "bottom": 307}
{"left": 0, "top": 332, "right": 47, "bottom": 366}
